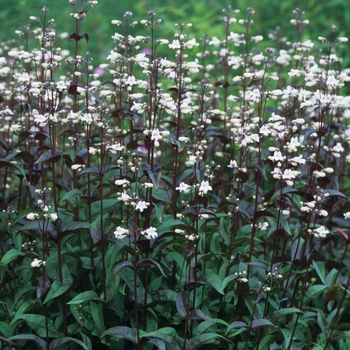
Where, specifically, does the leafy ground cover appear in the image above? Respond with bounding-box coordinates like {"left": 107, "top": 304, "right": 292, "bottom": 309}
{"left": 0, "top": 1, "right": 350, "bottom": 349}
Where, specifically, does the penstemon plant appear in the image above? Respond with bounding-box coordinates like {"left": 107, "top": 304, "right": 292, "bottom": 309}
{"left": 0, "top": 2, "right": 350, "bottom": 349}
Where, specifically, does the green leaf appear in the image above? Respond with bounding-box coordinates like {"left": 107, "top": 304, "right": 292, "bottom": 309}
{"left": 44, "top": 280, "right": 73, "bottom": 304}
{"left": 168, "top": 251, "right": 186, "bottom": 269}
{"left": 305, "top": 285, "right": 328, "bottom": 303}
{"left": 199, "top": 272, "right": 224, "bottom": 295}
{"left": 222, "top": 274, "right": 238, "bottom": 290}
{"left": 264, "top": 208, "right": 291, "bottom": 235}
{"left": 325, "top": 268, "right": 339, "bottom": 286}
{"left": 90, "top": 301, "right": 105, "bottom": 333}
{"left": 100, "top": 326, "right": 137, "bottom": 344}
{"left": 257, "top": 334, "right": 275, "bottom": 350}
{"left": 323, "top": 189, "right": 347, "bottom": 198}
{"left": 49, "top": 336, "right": 91, "bottom": 350}
{"left": 67, "top": 291, "right": 101, "bottom": 305}
{"left": 9, "top": 334, "right": 46, "bottom": 350}
{"left": 58, "top": 189, "right": 84, "bottom": 205}
{"left": 152, "top": 188, "right": 171, "bottom": 204}
{"left": 226, "top": 321, "right": 248, "bottom": 334}
{"left": 281, "top": 328, "right": 292, "bottom": 348}
{"left": 12, "top": 314, "right": 62, "bottom": 338}
{"left": 1, "top": 249, "right": 24, "bottom": 265}
{"left": 312, "top": 260, "right": 325, "bottom": 284}
{"left": 186, "top": 333, "right": 226, "bottom": 349}
{"left": 271, "top": 308, "right": 303, "bottom": 323}
{"left": 61, "top": 221, "right": 91, "bottom": 234}
{"left": 0, "top": 160, "right": 26, "bottom": 179}
{"left": 141, "top": 328, "right": 181, "bottom": 350}
{"left": 253, "top": 157, "right": 268, "bottom": 180}
{"left": 317, "top": 310, "right": 329, "bottom": 336}
{"left": 34, "top": 150, "right": 63, "bottom": 164}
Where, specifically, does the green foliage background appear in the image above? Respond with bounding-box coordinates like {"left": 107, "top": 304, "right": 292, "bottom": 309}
{"left": 1, "top": 0, "right": 349, "bottom": 65}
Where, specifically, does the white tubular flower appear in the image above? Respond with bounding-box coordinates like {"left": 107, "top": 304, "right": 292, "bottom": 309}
{"left": 115, "top": 179, "right": 130, "bottom": 186}
{"left": 114, "top": 226, "right": 129, "bottom": 239}
{"left": 49, "top": 213, "right": 58, "bottom": 222}
{"left": 311, "top": 226, "right": 329, "bottom": 238}
{"left": 143, "top": 227, "right": 158, "bottom": 239}
{"left": 136, "top": 201, "right": 148, "bottom": 212}
{"left": 268, "top": 150, "right": 284, "bottom": 162}
{"left": 27, "top": 213, "right": 39, "bottom": 220}
{"left": 176, "top": 182, "right": 191, "bottom": 193}
{"left": 199, "top": 180, "right": 212, "bottom": 194}
{"left": 331, "top": 142, "right": 344, "bottom": 153}
{"left": 31, "top": 258, "right": 45, "bottom": 267}
{"left": 282, "top": 169, "right": 295, "bottom": 180}
{"left": 118, "top": 192, "right": 131, "bottom": 202}
{"left": 344, "top": 212, "right": 350, "bottom": 219}
{"left": 227, "top": 159, "right": 238, "bottom": 169}
{"left": 108, "top": 143, "right": 124, "bottom": 153}
{"left": 151, "top": 128, "right": 162, "bottom": 147}
{"left": 71, "top": 164, "right": 84, "bottom": 170}
{"left": 89, "top": 147, "right": 99, "bottom": 155}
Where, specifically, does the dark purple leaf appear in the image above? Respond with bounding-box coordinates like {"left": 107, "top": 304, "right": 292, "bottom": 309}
{"left": 176, "top": 292, "right": 190, "bottom": 317}
{"left": 136, "top": 258, "right": 166, "bottom": 277}
{"left": 114, "top": 261, "right": 134, "bottom": 275}
{"left": 251, "top": 318, "right": 276, "bottom": 329}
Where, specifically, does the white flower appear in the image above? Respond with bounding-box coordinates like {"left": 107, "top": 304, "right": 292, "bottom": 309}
{"left": 286, "top": 137, "right": 301, "bottom": 152}
{"left": 89, "top": 147, "right": 99, "bottom": 155}
{"left": 114, "top": 226, "right": 129, "bottom": 239}
{"left": 108, "top": 143, "right": 124, "bottom": 153}
{"left": 271, "top": 167, "right": 282, "bottom": 179}
{"left": 268, "top": 150, "right": 284, "bottom": 162}
{"left": 289, "top": 155, "right": 306, "bottom": 165}
{"left": 115, "top": 179, "right": 130, "bottom": 186}
{"left": 71, "top": 164, "right": 84, "bottom": 170}
{"left": 313, "top": 170, "right": 326, "bottom": 178}
{"left": 227, "top": 159, "right": 238, "bottom": 169}
{"left": 199, "top": 180, "right": 212, "bottom": 194}
{"left": 259, "top": 125, "right": 270, "bottom": 136}
{"left": 176, "top": 182, "right": 191, "bottom": 193}
{"left": 344, "top": 212, "right": 350, "bottom": 219}
{"left": 209, "top": 36, "right": 221, "bottom": 46}
{"left": 49, "top": 213, "right": 58, "bottom": 222}
{"left": 169, "top": 39, "right": 181, "bottom": 49}
{"left": 331, "top": 142, "right": 344, "bottom": 153}
{"left": 143, "top": 227, "right": 158, "bottom": 239}
{"left": 136, "top": 201, "right": 148, "bottom": 212}
{"left": 151, "top": 128, "right": 162, "bottom": 147}
{"left": 27, "top": 212, "right": 39, "bottom": 220}
{"left": 31, "top": 258, "right": 45, "bottom": 267}
{"left": 312, "top": 226, "right": 329, "bottom": 238}
{"left": 118, "top": 192, "right": 131, "bottom": 202}
{"left": 282, "top": 169, "right": 296, "bottom": 180}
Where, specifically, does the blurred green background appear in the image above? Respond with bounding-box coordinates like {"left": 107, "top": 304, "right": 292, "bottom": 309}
{"left": 0, "top": 0, "right": 349, "bottom": 65}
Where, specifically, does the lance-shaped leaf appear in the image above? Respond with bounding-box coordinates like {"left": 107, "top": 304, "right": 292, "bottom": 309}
{"left": 9, "top": 334, "right": 46, "bottom": 350}
{"left": 176, "top": 292, "right": 190, "bottom": 317}
{"left": 67, "top": 291, "right": 101, "bottom": 305}
{"left": 0, "top": 161, "right": 26, "bottom": 179}
{"left": 251, "top": 318, "right": 276, "bottom": 329}
{"left": 35, "top": 150, "right": 63, "bottom": 164}
{"left": 49, "top": 337, "right": 91, "bottom": 350}
{"left": 114, "top": 261, "right": 134, "bottom": 275}
{"left": 186, "top": 333, "right": 227, "bottom": 350}
{"left": 136, "top": 258, "right": 166, "bottom": 277}
{"left": 100, "top": 326, "right": 137, "bottom": 344}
